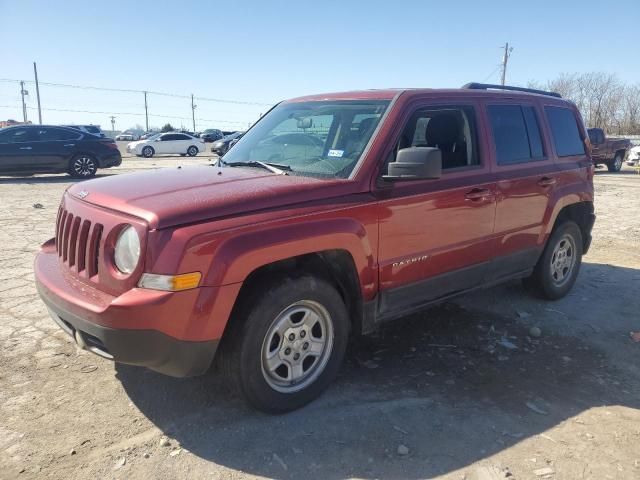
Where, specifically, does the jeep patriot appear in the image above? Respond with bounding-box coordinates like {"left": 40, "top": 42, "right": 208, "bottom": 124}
{"left": 35, "top": 83, "right": 595, "bottom": 412}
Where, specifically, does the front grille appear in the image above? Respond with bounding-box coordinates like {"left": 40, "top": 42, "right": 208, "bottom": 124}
{"left": 55, "top": 207, "right": 103, "bottom": 277}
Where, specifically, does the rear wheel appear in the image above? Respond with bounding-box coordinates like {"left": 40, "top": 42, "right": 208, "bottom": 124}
{"left": 524, "top": 221, "right": 583, "bottom": 300}
{"left": 69, "top": 154, "right": 98, "bottom": 178}
{"left": 219, "top": 275, "right": 349, "bottom": 413}
{"left": 607, "top": 153, "right": 623, "bottom": 172}
{"left": 142, "top": 146, "right": 154, "bottom": 158}
{"left": 187, "top": 145, "right": 198, "bottom": 157}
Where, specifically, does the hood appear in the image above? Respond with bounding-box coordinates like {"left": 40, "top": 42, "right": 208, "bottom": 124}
{"left": 66, "top": 165, "right": 342, "bottom": 229}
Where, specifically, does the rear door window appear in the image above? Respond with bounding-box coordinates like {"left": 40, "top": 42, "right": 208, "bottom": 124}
{"left": 545, "top": 106, "right": 585, "bottom": 157}
{"left": 488, "top": 105, "right": 545, "bottom": 165}
{"left": 34, "top": 128, "right": 80, "bottom": 141}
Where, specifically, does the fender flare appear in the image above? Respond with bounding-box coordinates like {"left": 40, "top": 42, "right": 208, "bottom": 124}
{"left": 202, "top": 217, "right": 377, "bottom": 299}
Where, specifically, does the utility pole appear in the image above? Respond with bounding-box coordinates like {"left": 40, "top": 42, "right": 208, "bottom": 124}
{"left": 191, "top": 94, "right": 196, "bottom": 132}
{"left": 33, "top": 62, "right": 42, "bottom": 124}
{"left": 110, "top": 116, "right": 116, "bottom": 134}
{"left": 19, "top": 81, "right": 28, "bottom": 123}
{"left": 500, "top": 42, "right": 513, "bottom": 86}
{"left": 143, "top": 91, "right": 149, "bottom": 132}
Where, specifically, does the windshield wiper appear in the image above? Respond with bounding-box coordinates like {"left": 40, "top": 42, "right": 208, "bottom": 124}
{"left": 221, "top": 160, "right": 291, "bottom": 175}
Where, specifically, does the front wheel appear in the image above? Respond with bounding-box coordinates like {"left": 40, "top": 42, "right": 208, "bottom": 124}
{"left": 524, "top": 221, "right": 583, "bottom": 300}
{"left": 607, "top": 154, "right": 623, "bottom": 172}
{"left": 142, "top": 146, "right": 154, "bottom": 158}
{"left": 69, "top": 154, "right": 98, "bottom": 178}
{"left": 219, "top": 275, "right": 349, "bottom": 413}
{"left": 187, "top": 146, "right": 199, "bottom": 157}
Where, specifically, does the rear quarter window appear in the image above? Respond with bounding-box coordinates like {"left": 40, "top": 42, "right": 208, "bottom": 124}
{"left": 544, "top": 106, "right": 585, "bottom": 157}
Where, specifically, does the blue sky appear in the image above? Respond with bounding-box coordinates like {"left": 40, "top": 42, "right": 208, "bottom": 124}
{"left": 1, "top": 0, "right": 638, "bottom": 131}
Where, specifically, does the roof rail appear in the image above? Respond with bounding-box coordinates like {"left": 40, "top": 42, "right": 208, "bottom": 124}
{"left": 461, "top": 82, "right": 562, "bottom": 98}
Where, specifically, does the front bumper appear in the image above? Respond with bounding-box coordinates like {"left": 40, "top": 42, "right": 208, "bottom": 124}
{"left": 34, "top": 243, "right": 236, "bottom": 377}
{"left": 43, "top": 300, "right": 218, "bottom": 377}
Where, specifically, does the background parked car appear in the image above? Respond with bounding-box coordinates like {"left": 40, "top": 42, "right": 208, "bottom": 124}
{"left": 587, "top": 128, "right": 631, "bottom": 172}
{"left": 115, "top": 131, "right": 139, "bottom": 141}
{"left": 127, "top": 132, "right": 205, "bottom": 158}
{"left": 200, "top": 129, "right": 225, "bottom": 142}
{"left": 211, "top": 131, "right": 243, "bottom": 156}
{"left": 0, "top": 125, "right": 121, "bottom": 178}
{"left": 627, "top": 144, "right": 640, "bottom": 166}
{"left": 64, "top": 125, "right": 105, "bottom": 137}
{"left": 139, "top": 132, "right": 158, "bottom": 140}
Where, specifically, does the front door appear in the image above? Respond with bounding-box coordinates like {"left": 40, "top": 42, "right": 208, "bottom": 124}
{"left": 0, "top": 127, "right": 36, "bottom": 173}
{"left": 376, "top": 102, "right": 496, "bottom": 318}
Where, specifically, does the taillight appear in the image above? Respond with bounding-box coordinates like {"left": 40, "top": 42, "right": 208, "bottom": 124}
{"left": 584, "top": 137, "right": 592, "bottom": 156}
{"left": 104, "top": 142, "right": 119, "bottom": 150}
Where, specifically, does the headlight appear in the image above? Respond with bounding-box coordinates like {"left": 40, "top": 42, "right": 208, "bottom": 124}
{"left": 114, "top": 226, "right": 140, "bottom": 274}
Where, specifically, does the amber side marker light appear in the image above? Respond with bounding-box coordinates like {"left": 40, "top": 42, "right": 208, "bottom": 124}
{"left": 138, "top": 272, "right": 202, "bottom": 291}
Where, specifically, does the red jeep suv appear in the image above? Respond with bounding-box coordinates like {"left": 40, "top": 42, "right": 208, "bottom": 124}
{"left": 35, "top": 83, "right": 595, "bottom": 412}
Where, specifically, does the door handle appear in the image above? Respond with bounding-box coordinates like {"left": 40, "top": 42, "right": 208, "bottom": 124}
{"left": 465, "top": 188, "right": 492, "bottom": 201}
{"left": 64, "top": 143, "right": 75, "bottom": 147}
{"left": 537, "top": 176, "right": 557, "bottom": 187}
{"left": 19, "top": 146, "right": 32, "bottom": 150}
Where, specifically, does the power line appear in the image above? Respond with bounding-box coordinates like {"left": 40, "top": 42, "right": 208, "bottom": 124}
{"left": 481, "top": 65, "right": 502, "bottom": 83}
{"left": 0, "top": 104, "right": 249, "bottom": 125}
{"left": 0, "top": 78, "right": 274, "bottom": 106}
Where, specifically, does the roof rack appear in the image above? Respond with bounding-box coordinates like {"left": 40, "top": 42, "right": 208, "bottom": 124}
{"left": 461, "top": 82, "right": 562, "bottom": 98}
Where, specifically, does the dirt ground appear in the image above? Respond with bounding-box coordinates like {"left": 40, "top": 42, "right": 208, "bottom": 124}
{"left": 0, "top": 160, "right": 639, "bottom": 480}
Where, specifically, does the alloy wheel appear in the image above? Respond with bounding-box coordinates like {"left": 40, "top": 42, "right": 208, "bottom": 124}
{"left": 73, "top": 156, "right": 97, "bottom": 177}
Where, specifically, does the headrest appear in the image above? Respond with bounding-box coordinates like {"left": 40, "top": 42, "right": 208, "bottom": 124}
{"left": 425, "top": 114, "right": 460, "bottom": 147}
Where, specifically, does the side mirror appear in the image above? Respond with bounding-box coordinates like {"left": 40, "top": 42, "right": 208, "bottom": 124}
{"left": 384, "top": 147, "right": 442, "bottom": 181}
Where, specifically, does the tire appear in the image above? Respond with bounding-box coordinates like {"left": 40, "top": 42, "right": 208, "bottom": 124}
{"left": 218, "top": 275, "right": 349, "bottom": 413}
{"left": 524, "top": 221, "right": 583, "bottom": 300}
{"left": 187, "top": 146, "right": 198, "bottom": 157}
{"left": 142, "top": 146, "right": 154, "bottom": 158}
{"left": 607, "top": 153, "right": 623, "bottom": 172}
{"left": 69, "top": 154, "right": 98, "bottom": 179}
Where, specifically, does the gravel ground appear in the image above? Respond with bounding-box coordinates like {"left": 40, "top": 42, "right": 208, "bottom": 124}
{"left": 0, "top": 161, "right": 639, "bottom": 480}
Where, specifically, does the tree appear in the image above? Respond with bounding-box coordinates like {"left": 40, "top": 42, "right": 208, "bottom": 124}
{"left": 160, "top": 123, "right": 174, "bottom": 133}
{"left": 528, "top": 72, "right": 640, "bottom": 135}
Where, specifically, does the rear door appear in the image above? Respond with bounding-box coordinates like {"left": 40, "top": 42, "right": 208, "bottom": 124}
{"left": 485, "top": 101, "right": 556, "bottom": 279}
{"left": 173, "top": 134, "right": 192, "bottom": 153}
{"left": 376, "top": 100, "right": 496, "bottom": 317}
{"left": 30, "top": 127, "right": 83, "bottom": 170}
{"left": 0, "top": 127, "right": 36, "bottom": 173}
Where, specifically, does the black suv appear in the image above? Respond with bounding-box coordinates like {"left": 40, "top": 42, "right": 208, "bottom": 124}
{"left": 0, "top": 125, "right": 122, "bottom": 178}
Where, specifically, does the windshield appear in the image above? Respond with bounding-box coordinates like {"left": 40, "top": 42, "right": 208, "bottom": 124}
{"left": 222, "top": 100, "right": 389, "bottom": 178}
{"left": 145, "top": 133, "right": 161, "bottom": 141}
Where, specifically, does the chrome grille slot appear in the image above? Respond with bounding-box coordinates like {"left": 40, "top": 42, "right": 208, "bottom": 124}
{"left": 55, "top": 207, "right": 103, "bottom": 277}
{"left": 61, "top": 213, "right": 73, "bottom": 262}
{"left": 68, "top": 217, "right": 81, "bottom": 267}
{"left": 77, "top": 220, "right": 91, "bottom": 273}
{"left": 87, "top": 224, "right": 103, "bottom": 277}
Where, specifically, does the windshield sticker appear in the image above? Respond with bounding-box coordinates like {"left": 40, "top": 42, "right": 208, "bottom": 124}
{"left": 328, "top": 149, "right": 344, "bottom": 158}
